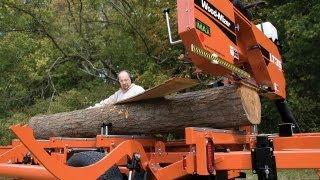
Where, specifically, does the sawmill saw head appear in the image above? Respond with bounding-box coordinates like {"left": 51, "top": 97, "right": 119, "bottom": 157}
{"left": 173, "top": 0, "right": 286, "bottom": 99}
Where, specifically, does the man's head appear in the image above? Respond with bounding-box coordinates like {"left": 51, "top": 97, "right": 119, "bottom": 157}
{"left": 118, "top": 70, "right": 132, "bottom": 91}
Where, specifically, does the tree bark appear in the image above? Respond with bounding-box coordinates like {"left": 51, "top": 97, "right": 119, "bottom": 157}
{"left": 29, "top": 85, "right": 261, "bottom": 139}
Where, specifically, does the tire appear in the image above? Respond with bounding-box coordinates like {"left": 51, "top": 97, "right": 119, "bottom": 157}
{"left": 67, "top": 151, "right": 123, "bottom": 180}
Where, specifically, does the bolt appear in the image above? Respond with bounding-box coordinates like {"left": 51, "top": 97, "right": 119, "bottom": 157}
{"left": 134, "top": 153, "right": 141, "bottom": 160}
{"left": 265, "top": 169, "right": 270, "bottom": 175}
{"left": 235, "top": 24, "right": 240, "bottom": 31}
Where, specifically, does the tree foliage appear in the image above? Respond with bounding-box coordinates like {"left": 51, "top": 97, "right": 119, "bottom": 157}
{"left": 256, "top": 0, "right": 320, "bottom": 132}
{"left": 0, "top": 0, "right": 319, "bottom": 144}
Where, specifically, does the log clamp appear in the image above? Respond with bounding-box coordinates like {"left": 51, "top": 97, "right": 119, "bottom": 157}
{"left": 251, "top": 135, "right": 277, "bottom": 180}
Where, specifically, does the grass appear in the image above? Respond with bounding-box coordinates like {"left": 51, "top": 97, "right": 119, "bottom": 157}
{"left": 239, "top": 170, "right": 319, "bottom": 180}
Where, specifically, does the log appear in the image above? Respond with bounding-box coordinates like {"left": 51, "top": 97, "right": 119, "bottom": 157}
{"left": 29, "top": 85, "right": 261, "bottom": 139}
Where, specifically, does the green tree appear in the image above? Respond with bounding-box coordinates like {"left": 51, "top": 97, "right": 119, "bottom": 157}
{"left": 256, "top": 0, "right": 320, "bottom": 132}
{"left": 0, "top": 0, "right": 186, "bottom": 144}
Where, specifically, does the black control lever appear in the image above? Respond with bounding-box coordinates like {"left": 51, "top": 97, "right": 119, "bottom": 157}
{"left": 275, "top": 99, "right": 301, "bottom": 133}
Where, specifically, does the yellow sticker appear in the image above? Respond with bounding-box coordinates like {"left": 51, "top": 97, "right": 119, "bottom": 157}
{"left": 191, "top": 44, "right": 251, "bottom": 78}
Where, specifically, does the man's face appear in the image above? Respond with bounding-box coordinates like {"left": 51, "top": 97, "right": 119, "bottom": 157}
{"left": 118, "top": 72, "right": 132, "bottom": 91}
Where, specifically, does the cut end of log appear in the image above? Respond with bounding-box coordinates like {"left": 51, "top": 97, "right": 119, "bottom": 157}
{"left": 237, "top": 84, "right": 261, "bottom": 125}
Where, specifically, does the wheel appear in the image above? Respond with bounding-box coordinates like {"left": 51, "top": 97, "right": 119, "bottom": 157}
{"left": 67, "top": 151, "right": 123, "bottom": 180}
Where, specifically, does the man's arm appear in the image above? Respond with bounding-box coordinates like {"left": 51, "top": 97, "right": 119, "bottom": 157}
{"left": 124, "top": 85, "right": 145, "bottom": 99}
{"left": 87, "top": 92, "right": 118, "bottom": 109}
{"left": 134, "top": 85, "right": 145, "bottom": 94}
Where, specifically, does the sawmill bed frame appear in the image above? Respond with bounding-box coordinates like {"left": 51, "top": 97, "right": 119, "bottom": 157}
{"left": 0, "top": 124, "right": 319, "bottom": 180}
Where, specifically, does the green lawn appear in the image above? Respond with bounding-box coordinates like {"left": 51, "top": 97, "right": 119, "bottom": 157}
{"left": 239, "top": 170, "right": 319, "bottom": 180}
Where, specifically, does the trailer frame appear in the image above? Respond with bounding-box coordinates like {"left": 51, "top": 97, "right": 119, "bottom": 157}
{"left": 0, "top": 124, "right": 319, "bottom": 179}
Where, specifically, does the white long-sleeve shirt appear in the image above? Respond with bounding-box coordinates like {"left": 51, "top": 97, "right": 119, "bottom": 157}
{"left": 88, "top": 84, "right": 145, "bottom": 108}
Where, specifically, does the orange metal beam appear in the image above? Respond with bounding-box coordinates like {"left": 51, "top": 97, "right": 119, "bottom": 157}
{"left": 214, "top": 150, "right": 320, "bottom": 170}
{"left": 147, "top": 152, "right": 186, "bottom": 164}
{"left": 34, "top": 135, "right": 156, "bottom": 149}
{"left": 215, "top": 151, "right": 252, "bottom": 170}
{"left": 152, "top": 154, "right": 195, "bottom": 179}
{"left": 0, "top": 146, "right": 13, "bottom": 155}
{"left": 0, "top": 144, "right": 27, "bottom": 163}
{"left": 185, "top": 127, "right": 248, "bottom": 145}
{"left": 10, "top": 125, "right": 150, "bottom": 180}
{"left": 185, "top": 127, "right": 249, "bottom": 175}
{"left": 153, "top": 159, "right": 188, "bottom": 179}
{"left": 275, "top": 150, "right": 320, "bottom": 169}
{"left": 273, "top": 134, "right": 320, "bottom": 150}
{"left": 0, "top": 164, "right": 56, "bottom": 179}
{"left": 5, "top": 135, "right": 156, "bottom": 150}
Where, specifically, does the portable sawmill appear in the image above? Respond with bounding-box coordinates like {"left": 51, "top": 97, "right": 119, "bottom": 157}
{"left": 0, "top": 0, "right": 319, "bottom": 179}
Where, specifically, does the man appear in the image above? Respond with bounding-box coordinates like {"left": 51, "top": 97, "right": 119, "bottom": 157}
{"left": 88, "top": 70, "right": 145, "bottom": 108}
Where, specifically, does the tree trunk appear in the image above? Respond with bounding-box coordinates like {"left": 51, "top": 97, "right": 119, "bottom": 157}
{"left": 29, "top": 85, "right": 261, "bottom": 139}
